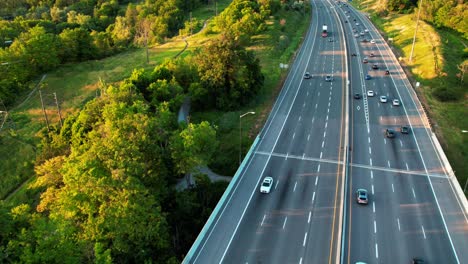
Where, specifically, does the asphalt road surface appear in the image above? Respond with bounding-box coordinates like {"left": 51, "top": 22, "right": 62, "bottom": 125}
{"left": 184, "top": 1, "right": 468, "bottom": 263}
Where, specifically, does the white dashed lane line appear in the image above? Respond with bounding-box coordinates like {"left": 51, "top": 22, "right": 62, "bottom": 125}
{"left": 397, "top": 218, "right": 401, "bottom": 231}
{"left": 312, "top": 191, "right": 316, "bottom": 202}
{"left": 372, "top": 185, "right": 374, "bottom": 195}
{"left": 421, "top": 225, "right": 427, "bottom": 239}
{"left": 374, "top": 220, "right": 377, "bottom": 233}
{"left": 370, "top": 158, "right": 373, "bottom": 166}
{"left": 317, "top": 164, "right": 321, "bottom": 173}
{"left": 308, "top": 211, "right": 311, "bottom": 223}
{"left": 373, "top": 201, "right": 376, "bottom": 213}
{"left": 261, "top": 214, "right": 266, "bottom": 226}
{"left": 293, "top": 133, "right": 295, "bottom": 139}
{"left": 307, "top": 134, "right": 310, "bottom": 141}
{"left": 412, "top": 188, "right": 416, "bottom": 198}
{"left": 303, "top": 232, "right": 308, "bottom": 247}
{"left": 375, "top": 243, "right": 379, "bottom": 259}
{"left": 293, "top": 181, "right": 297, "bottom": 192}
{"left": 391, "top": 183, "right": 394, "bottom": 193}
{"left": 283, "top": 217, "right": 288, "bottom": 230}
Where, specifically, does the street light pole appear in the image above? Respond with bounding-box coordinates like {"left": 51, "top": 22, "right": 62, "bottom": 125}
{"left": 239, "top": 111, "right": 255, "bottom": 166}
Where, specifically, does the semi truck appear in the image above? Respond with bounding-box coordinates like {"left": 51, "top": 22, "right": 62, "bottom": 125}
{"left": 322, "top": 24, "right": 328, "bottom": 37}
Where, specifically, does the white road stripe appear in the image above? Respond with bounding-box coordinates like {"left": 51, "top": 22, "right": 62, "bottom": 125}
{"left": 299, "top": 258, "right": 303, "bottom": 264}
{"left": 275, "top": 181, "right": 279, "bottom": 190}
{"left": 374, "top": 220, "right": 377, "bottom": 233}
{"left": 369, "top": 147, "right": 372, "bottom": 154}
{"left": 392, "top": 183, "right": 394, "bottom": 193}
{"left": 293, "top": 182, "right": 297, "bottom": 192}
{"left": 373, "top": 201, "right": 375, "bottom": 213}
{"left": 323, "top": 131, "right": 326, "bottom": 137}
{"left": 317, "top": 164, "right": 321, "bottom": 172}
{"left": 325, "top": 122, "right": 328, "bottom": 128}
{"left": 283, "top": 217, "right": 288, "bottom": 229}
{"left": 372, "top": 185, "right": 374, "bottom": 195}
{"left": 397, "top": 218, "right": 401, "bottom": 231}
{"left": 400, "top": 139, "right": 403, "bottom": 147}
{"left": 312, "top": 191, "right": 316, "bottom": 202}
{"left": 422, "top": 225, "right": 426, "bottom": 239}
{"left": 371, "top": 170, "right": 374, "bottom": 179}
{"left": 315, "top": 177, "right": 319, "bottom": 185}
{"left": 315, "top": 103, "right": 318, "bottom": 109}
{"left": 320, "top": 152, "right": 323, "bottom": 159}
{"left": 412, "top": 188, "right": 416, "bottom": 198}
{"left": 299, "top": 116, "right": 301, "bottom": 122}
{"left": 368, "top": 137, "right": 371, "bottom": 143}
{"left": 308, "top": 134, "right": 310, "bottom": 141}
{"left": 293, "top": 133, "right": 296, "bottom": 139}
{"left": 322, "top": 141, "right": 325, "bottom": 148}
{"left": 370, "top": 158, "right": 373, "bottom": 166}
{"left": 384, "top": 138, "right": 387, "bottom": 144}
{"left": 303, "top": 232, "right": 308, "bottom": 247}
{"left": 375, "top": 243, "right": 379, "bottom": 259}
{"left": 308, "top": 211, "right": 311, "bottom": 223}
{"left": 261, "top": 214, "right": 266, "bottom": 226}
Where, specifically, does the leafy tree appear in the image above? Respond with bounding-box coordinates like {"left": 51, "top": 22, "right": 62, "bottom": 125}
{"left": 59, "top": 27, "right": 96, "bottom": 62}
{"left": 170, "top": 121, "right": 218, "bottom": 175}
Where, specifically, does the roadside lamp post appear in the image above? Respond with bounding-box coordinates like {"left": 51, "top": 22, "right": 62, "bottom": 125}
{"left": 239, "top": 111, "right": 255, "bottom": 166}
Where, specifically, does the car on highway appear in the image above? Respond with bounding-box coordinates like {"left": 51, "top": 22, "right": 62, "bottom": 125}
{"left": 356, "top": 22, "right": 360, "bottom": 26}
{"left": 400, "top": 125, "right": 410, "bottom": 134}
{"left": 356, "top": 189, "right": 368, "bottom": 204}
{"left": 364, "top": 29, "right": 369, "bottom": 33}
{"left": 412, "top": 258, "right": 424, "bottom": 264}
{"left": 370, "top": 39, "right": 376, "bottom": 44}
{"left": 369, "top": 52, "right": 375, "bottom": 57}
{"left": 379, "top": 95, "right": 388, "bottom": 103}
{"left": 361, "top": 38, "right": 369, "bottom": 43}
{"left": 329, "top": 38, "right": 333, "bottom": 42}
{"left": 385, "top": 128, "right": 396, "bottom": 138}
{"left": 304, "top": 72, "right": 311, "bottom": 79}
{"left": 360, "top": 31, "right": 365, "bottom": 36}
{"left": 354, "top": 33, "right": 359, "bottom": 38}
{"left": 365, "top": 74, "right": 371, "bottom": 80}
{"left": 325, "top": 75, "right": 333, "bottom": 82}
{"left": 367, "top": 90, "right": 375, "bottom": 97}
{"left": 260, "top": 177, "right": 273, "bottom": 193}
{"left": 362, "top": 57, "right": 368, "bottom": 63}
{"left": 385, "top": 69, "right": 390, "bottom": 75}
{"left": 354, "top": 93, "right": 361, "bottom": 99}
{"left": 392, "top": 99, "right": 400, "bottom": 106}
{"left": 372, "top": 64, "right": 379, "bottom": 70}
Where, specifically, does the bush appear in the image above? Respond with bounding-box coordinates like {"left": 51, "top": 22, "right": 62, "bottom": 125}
{"left": 433, "top": 87, "right": 459, "bottom": 102}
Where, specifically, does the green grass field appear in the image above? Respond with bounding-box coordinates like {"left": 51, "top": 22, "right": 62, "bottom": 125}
{"left": 354, "top": 0, "right": 468, "bottom": 192}
{"left": 0, "top": 1, "right": 232, "bottom": 202}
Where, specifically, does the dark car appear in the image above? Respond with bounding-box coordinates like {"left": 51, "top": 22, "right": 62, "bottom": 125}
{"left": 304, "top": 72, "right": 312, "bottom": 79}
{"left": 401, "top": 125, "right": 410, "bottom": 134}
{"left": 363, "top": 57, "right": 368, "bottom": 63}
{"left": 372, "top": 64, "right": 379, "bottom": 70}
{"left": 385, "top": 129, "right": 395, "bottom": 138}
{"left": 365, "top": 74, "right": 372, "bottom": 80}
{"left": 412, "top": 258, "right": 424, "bottom": 264}
{"left": 325, "top": 75, "right": 333, "bottom": 82}
{"left": 361, "top": 38, "right": 369, "bottom": 43}
{"left": 385, "top": 69, "right": 390, "bottom": 75}
{"left": 354, "top": 93, "right": 361, "bottom": 99}
{"left": 370, "top": 53, "right": 375, "bottom": 57}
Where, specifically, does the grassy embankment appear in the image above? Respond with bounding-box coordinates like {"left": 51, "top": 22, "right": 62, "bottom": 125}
{"left": 2, "top": 2, "right": 311, "bottom": 204}
{"left": 354, "top": 0, "right": 468, "bottom": 191}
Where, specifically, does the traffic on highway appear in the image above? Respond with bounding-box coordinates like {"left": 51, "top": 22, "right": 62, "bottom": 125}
{"left": 183, "top": 0, "right": 468, "bottom": 263}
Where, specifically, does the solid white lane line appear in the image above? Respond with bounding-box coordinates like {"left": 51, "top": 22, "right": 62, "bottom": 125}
{"left": 293, "top": 182, "right": 297, "bottom": 192}
{"left": 375, "top": 243, "right": 379, "bottom": 259}
{"left": 308, "top": 211, "right": 311, "bottom": 224}
{"left": 317, "top": 164, "right": 321, "bottom": 172}
{"left": 387, "top": 160, "right": 390, "bottom": 168}
{"left": 371, "top": 171, "right": 374, "bottom": 179}
{"left": 368, "top": 137, "right": 371, "bottom": 143}
{"left": 320, "top": 152, "right": 323, "bottom": 159}
{"left": 373, "top": 202, "right": 375, "bottom": 213}
{"left": 323, "top": 131, "right": 327, "bottom": 137}
{"left": 261, "top": 214, "right": 266, "bottom": 226}
{"left": 299, "top": 257, "right": 303, "bottom": 264}
{"left": 307, "top": 134, "right": 310, "bottom": 141}
{"left": 315, "top": 103, "right": 318, "bottom": 109}
{"left": 315, "top": 177, "right": 319, "bottom": 185}
{"left": 397, "top": 218, "right": 401, "bottom": 231}
{"left": 303, "top": 232, "right": 308, "bottom": 247}
{"left": 374, "top": 220, "right": 377, "bottom": 233}
{"left": 369, "top": 147, "right": 372, "bottom": 154}
{"left": 392, "top": 183, "right": 394, "bottom": 193}
{"left": 412, "top": 188, "right": 416, "bottom": 198}
{"left": 283, "top": 217, "right": 288, "bottom": 230}
{"left": 275, "top": 181, "right": 279, "bottom": 190}
{"left": 286, "top": 153, "right": 288, "bottom": 160}
{"left": 312, "top": 192, "right": 316, "bottom": 202}
{"left": 422, "top": 225, "right": 427, "bottom": 239}
{"left": 372, "top": 185, "right": 375, "bottom": 195}
{"left": 370, "top": 158, "right": 373, "bottom": 166}
{"left": 293, "top": 133, "right": 296, "bottom": 139}
{"left": 406, "top": 163, "right": 409, "bottom": 170}
{"left": 400, "top": 139, "right": 403, "bottom": 147}
{"left": 322, "top": 141, "right": 325, "bottom": 148}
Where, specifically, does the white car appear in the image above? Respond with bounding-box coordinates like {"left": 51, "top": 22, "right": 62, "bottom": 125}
{"left": 360, "top": 31, "right": 365, "bottom": 36}
{"left": 370, "top": 39, "right": 376, "bottom": 44}
{"left": 379, "top": 95, "right": 387, "bottom": 103}
{"left": 367, "top": 90, "right": 375, "bottom": 97}
{"left": 364, "top": 29, "right": 369, "bottom": 33}
{"left": 392, "top": 99, "right": 400, "bottom": 106}
{"left": 260, "top": 177, "right": 274, "bottom": 193}
{"left": 356, "top": 22, "right": 360, "bottom": 26}
{"left": 354, "top": 34, "right": 359, "bottom": 38}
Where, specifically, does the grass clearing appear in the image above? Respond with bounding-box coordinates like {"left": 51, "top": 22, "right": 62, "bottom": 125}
{"left": 0, "top": 3, "right": 234, "bottom": 203}
{"left": 354, "top": 0, "right": 468, "bottom": 192}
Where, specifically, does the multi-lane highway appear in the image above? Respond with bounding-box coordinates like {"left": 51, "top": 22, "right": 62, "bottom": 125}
{"left": 184, "top": 0, "right": 468, "bottom": 263}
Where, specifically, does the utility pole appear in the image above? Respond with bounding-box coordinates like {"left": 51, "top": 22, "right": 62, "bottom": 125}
{"left": 53, "top": 92, "right": 63, "bottom": 128}
{"left": 38, "top": 89, "right": 50, "bottom": 132}
{"left": 409, "top": 0, "right": 423, "bottom": 62}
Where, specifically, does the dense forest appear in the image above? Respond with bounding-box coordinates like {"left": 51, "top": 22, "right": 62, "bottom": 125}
{"left": 0, "top": 0, "right": 284, "bottom": 262}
